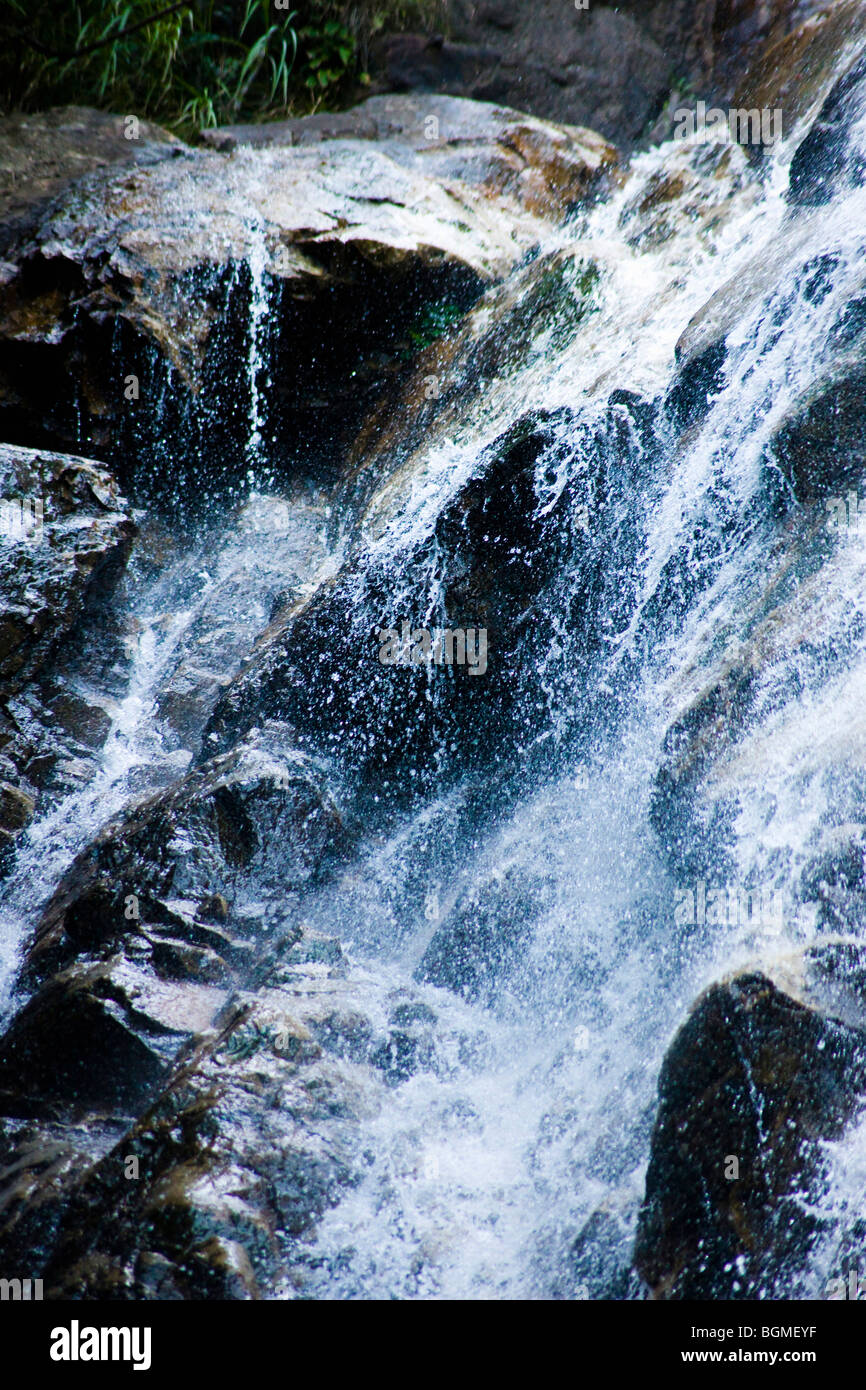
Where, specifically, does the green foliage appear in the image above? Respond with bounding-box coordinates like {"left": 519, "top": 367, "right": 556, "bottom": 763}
{"left": 300, "top": 19, "right": 354, "bottom": 96}
{"left": 406, "top": 300, "right": 465, "bottom": 351}
{"left": 0, "top": 1, "right": 428, "bottom": 134}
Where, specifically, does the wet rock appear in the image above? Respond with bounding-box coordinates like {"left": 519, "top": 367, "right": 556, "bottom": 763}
{"left": 788, "top": 49, "right": 866, "bottom": 205}
{"left": 800, "top": 825, "right": 866, "bottom": 934}
{"left": 0, "top": 1130, "right": 108, "bottom": 1278}
{"left": 0, "top": 962, "right": 176, "bottom": 1119}
{"left": 672, "top": 6, "right": 866, "bottom": 433}
{"left": 772, "top": 353, "right": 866, "bottom": 505}
{"left": 0, "top": 98, "right": 614, "bottom": 493}
{"left": 197, "top": 894, "right": 230, "bottom": 924}
{"left": 0, "top": 443, "right": 134, "bottom": 693}
{"left": 618, "top": 140, "right": 758, "bottom": 253}
{"left": 198, "top": 232, "right": 625, "bottom": 795}
{"left": 0, "top": 106, "right": 183, "bottom": 256}
{"left": 0, "top": 928, "right": 397, "bottom": 1299}
{"left": 417, "top": 865, "right": 551, "bottom": 1002}
{"left": 635, "top": 943, "right": 866, "bottom": 1298}
{"left": 0, "top": 724, "right": 340, "bottom": 1130}
{"left": 0, "top": 442, "right": 135, "bottom": 863}
{"left": 556, "top": 1205, "right": 637, "bottom": 1301}
{"left": 369, "top": 999, "right": 440, "bottom": 1084}
{"left": 674, "top": 204, "right": 866, "bottom": 503}
{"left": 152, "top": 491, "right": 334, "bottom": 751}
{"left": 732, "top": 1, "right": 866, "bottom": 200}
{"left": 649, "top": 482, "right": 866, "bottom": 886}
{"left": 200, "top": 204, "right": 674, "bottom": 797}
{"left": 24, "top": 723, "right": 347, "bottom": 986}
{"left": 202, "top": 401, "right": 590, "bottom": 791}
{"left": 271, "top": 932, "right": 347, "bottom": 975}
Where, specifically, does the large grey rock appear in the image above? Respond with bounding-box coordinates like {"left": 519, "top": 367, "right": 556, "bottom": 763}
{"left": 370, "top": 1, "right": 805, "bottom": 148}
{"left": 0, "top": 106, "right": 182, "bottom": 256}
{"left": 371, "top": 10, "right": 671, "bottom": 148}
{"left": 0, "top": 96, "right": 615, "bottom": 503}
{"left": 0, "top": 95, "right": 614, "bottom": 380}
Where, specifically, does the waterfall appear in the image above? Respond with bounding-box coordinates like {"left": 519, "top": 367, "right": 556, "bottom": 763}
{"left": 3, "top": 24, "right": 866, "bottom": 1304}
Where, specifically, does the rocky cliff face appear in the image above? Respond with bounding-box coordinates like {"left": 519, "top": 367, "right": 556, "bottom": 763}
{"left": 2, "top": 1, "right": 866, "bottom": 1301}
{"left": 368, "top": 0, "right": 812, "bottom": 148}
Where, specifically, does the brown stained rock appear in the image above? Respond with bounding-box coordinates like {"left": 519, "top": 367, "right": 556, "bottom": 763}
{"left": 202, "top": 93, "right": 616, "bottom": 226}
{"left": 612, "top": 0, "right": 795, "bottom": 94}
{"left": 197, "top": 893, "right": 230, "bottom": 924}
{"left": 635, "top": 943, "right": 866, "bottom": 1299}
{"left": 0, "top": 780, "right": 34, "bottom": 831}
{"left": 0, "top": 97, "right": 615, "bottom": 410}
{"left": 733, "top": 0, "right": 866, "bottom": 136}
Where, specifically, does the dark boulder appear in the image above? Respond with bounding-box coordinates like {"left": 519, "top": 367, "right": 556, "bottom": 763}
{"left": 24, "top": 722, "right": 347, "bottom": 987}
{"left": 201, "top": 408, "right": 588, "bottom": 794}
{"left": 635, "top": 944, "right": 866, "bottom": 1298}
{"left": 789, "top": 50, "right": 866, "bottom": 205}
{"left": 417, "top": 863, "right": 553, "bottom": 1003}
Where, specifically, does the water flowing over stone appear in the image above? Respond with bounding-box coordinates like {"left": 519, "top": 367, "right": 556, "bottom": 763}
{"left": 2, "top": 3, "right": 866, "bottom": 1302}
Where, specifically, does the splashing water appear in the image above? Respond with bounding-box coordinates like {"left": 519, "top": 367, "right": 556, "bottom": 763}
{"left": 4, "top": 74, "right": 866, "bottom": 1300}
{"left": 288, "top": 119, "right": 866, "bottom": 1297}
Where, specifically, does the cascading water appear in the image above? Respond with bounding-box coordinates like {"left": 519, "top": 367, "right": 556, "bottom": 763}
{"left": 284, "top": 116, "right": 866, "bottom": 1297}
{"left": 2, "top": 39, "right": 866, "bottom": 1304}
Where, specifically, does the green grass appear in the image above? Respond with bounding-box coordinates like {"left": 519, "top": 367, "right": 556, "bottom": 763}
{"left": 0, "top": 1, "right": 447, "bottom": 137}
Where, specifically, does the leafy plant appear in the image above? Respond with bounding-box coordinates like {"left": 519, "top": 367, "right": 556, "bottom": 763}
{"left": 407, "top": 300, "right": 465, "bottom": 351}
{"left": 301, "top": 19, "right": 355, "bottom": 97}
{"left": 0, "top": 1, "right": 445, "bottom": 135}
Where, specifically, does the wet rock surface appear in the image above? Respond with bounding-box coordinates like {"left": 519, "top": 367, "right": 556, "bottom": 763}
{"left": 201, "top": 405, "right": 592, "bottom": 789}
{"left": 636, "top": 944, "right": 866, "bottom": 1299}
{"left": 0, "top": 95, "right": 614, "bottom": 496}
{"left": 0, "top": 443, "right": 135, "bottom": 863}
{"left": 3, "top": 4, "right": 866, "bottom": 1305}
{"left": 0, "top": 927, "right": 383, "bottom": 1297}
{"left": 24, "top": 722, "right": 348, "bottom": 988}
{"left": 0, "top": 899, "right": 470, "bottom": 1297}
